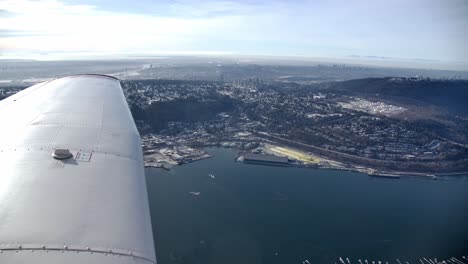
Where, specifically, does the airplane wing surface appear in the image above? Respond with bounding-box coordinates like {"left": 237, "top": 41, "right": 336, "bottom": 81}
{"left": 0, "top": 75, "right": 156, "bottom": 263}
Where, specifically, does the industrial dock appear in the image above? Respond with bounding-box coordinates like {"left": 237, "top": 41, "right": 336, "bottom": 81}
{"left": 243, "top": 153, "right": 291, "bottom": 166}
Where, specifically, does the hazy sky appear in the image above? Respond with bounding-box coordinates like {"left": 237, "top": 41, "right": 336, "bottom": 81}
{"left": 0, "top": 0, "right": 467, "bottom": 67}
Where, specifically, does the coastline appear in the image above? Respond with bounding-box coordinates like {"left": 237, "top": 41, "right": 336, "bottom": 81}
{"left": 145, "top": 144, "right": 468, "bottom": 179}
{"left": 144, "top": 154, "right": 213, "bottom": 169}
{"left": 288, "top": 157, "right": 468, "bottom": 179}
{"left": 306, "top": 159, "right": 468, "bottom": 178}
{"left": 252, "top": 132, "right": 468, "bottom": 178}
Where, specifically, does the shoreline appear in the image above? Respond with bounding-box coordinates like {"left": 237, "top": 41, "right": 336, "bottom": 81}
{"left": 307, "top": 160, "right": 468, "bottom": 178}
{"left": 291, "top": 158, "right": 468, "bottom": 179}
{"left": 144, "top": 154, "right": 213, "bottom": 169}
{"left": 145, "top": 145, "right": 468, "bottom": 179}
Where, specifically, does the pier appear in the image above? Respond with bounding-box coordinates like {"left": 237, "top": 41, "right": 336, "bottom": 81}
{"left": 243, "top": 153, "right": 290, "bottom": 166}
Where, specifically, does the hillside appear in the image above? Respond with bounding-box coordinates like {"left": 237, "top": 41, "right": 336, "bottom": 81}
{"left": 324, "top": 77, "right": 468, "bottom": 115}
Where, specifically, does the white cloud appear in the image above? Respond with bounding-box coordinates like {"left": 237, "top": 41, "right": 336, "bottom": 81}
{"left": 0, "top": 0, "right": 466, "bottom": 67}
{"left": 0, "top": 0, "right": 243, "bottom": 54}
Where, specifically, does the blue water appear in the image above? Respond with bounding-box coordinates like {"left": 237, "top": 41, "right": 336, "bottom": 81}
{"left": 145, "top": 148, "right": 468, "bottom": 264}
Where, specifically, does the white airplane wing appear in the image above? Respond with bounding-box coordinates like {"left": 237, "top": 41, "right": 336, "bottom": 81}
{"left": 0, "top": 75, "right": 156, "bottom": 264}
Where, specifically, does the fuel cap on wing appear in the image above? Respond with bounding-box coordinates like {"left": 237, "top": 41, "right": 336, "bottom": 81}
{"left": 52, "top": 149, "right": 73, "bottom": 160}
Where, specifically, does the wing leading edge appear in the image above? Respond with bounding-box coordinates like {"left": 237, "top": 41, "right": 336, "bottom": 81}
{"left": 0, "top": 75, "right": 156, "bottom": 264}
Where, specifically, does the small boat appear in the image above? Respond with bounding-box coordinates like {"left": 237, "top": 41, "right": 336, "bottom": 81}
{"left": 208, "top": 173, "right": 216, "bottom": 179}
{"left": 189, "top": 192, "right": 201, "bottom": 196}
